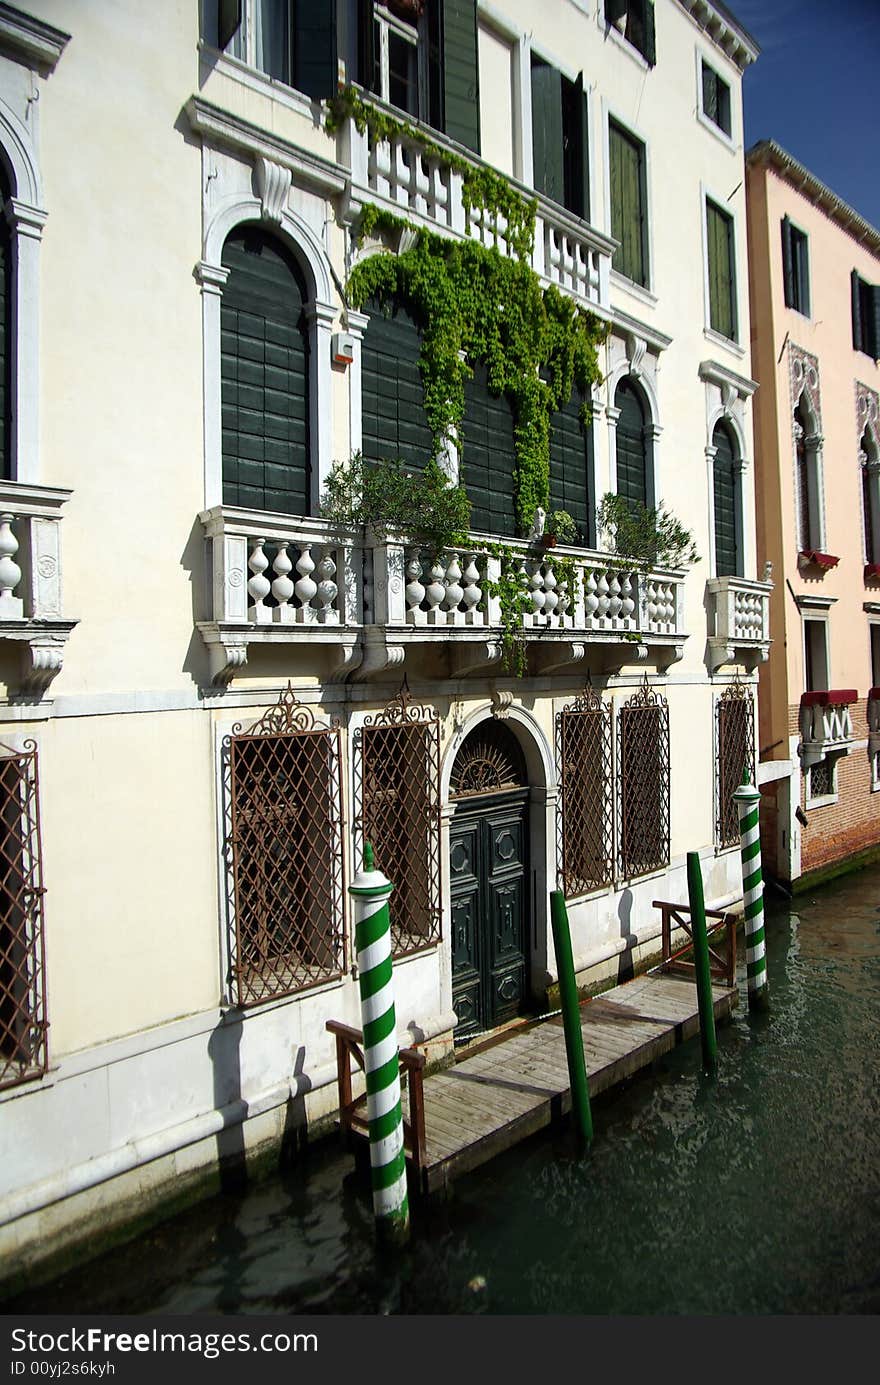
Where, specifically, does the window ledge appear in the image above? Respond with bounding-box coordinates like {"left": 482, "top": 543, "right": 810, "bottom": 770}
{"left": 0, "top": 6, "right": 70, "bottom": 74}
{"left": 610, "top": 269, "right": 656, "bottom": 308}
{"left": 696, "top": 109, "right": 736, "bottom": 153}
{"left": 798, "top": 549, "right": 839, "bottom": 573}
{"left": 599, "top": 16, "right": 652, "bottom": 72}
{"left": 703, "top": 326, "right": 744, "bottom": 358}
{"left": 198, "top": 43, "right": 317, "bottom": 121}
{"left": 805, "top": 791, "right": 838, "bottom": 811}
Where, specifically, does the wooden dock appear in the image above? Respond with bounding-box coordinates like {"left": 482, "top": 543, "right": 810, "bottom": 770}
{"left": 329, "top": 971, "right": 738, "bottom": 1195}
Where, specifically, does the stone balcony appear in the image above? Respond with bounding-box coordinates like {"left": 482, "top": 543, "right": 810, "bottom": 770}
{"left": 799, "top": 689, "right": 857, "bottom": 769}
{"left": 198, "top": 508, "right": 687, "bottom": 685}
{"left": 0, "top": 481, "right": 76, "bottom": 695}
{"left": 705, "top": 573, "right": 772, "bottom": 673}
{"left": 339, "top": 109, "right": 614, "bottom": 312}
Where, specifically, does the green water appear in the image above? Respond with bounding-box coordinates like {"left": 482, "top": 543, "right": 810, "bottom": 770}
{"left": 9, "top": 868, "right": 880, "bottom": 1314}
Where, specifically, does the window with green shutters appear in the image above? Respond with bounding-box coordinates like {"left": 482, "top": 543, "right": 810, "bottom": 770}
{"left": 530, "top": 59, "right": 589, "bottom": 221}
{"left": 851, "top": 270, "right": 880, "bottom": 359}
{"left": 712, "top": 422, "right": 740, "bottom": 577}
{"left": 701, "top": 60, "right": 731, "bottom": 137}
{"left": 604, "top": 1, "right": 656, "bottom": 67}
{"left": 706, "top": 198, "right": 737, "bottom": 342}
{"left": 781, "top": 217, "right": 810, "bottom": 316}
{"left": 609, "top": 121, "right": 647, "bottom": 288}
{"left": 461, "top": 363, "right": 517, "bottom": 537}
{"left": 220, "top": 227, "right": 311, "bottom": 516}
{"left": 204, "top": 1, "right": 339, "bottom": 98}
{"left": 361, "top": 297, "right": 433, "bottom": 472}
{"left": 0, "top": 165, "right": 10, "bottom": 481}
{"left": 614, "top": 377, "right": 650, "bottom": 510}
{"left": 549, "top": 388, "right": 594, "bottom": 545}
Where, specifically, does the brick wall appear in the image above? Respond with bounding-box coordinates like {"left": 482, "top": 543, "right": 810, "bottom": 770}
{"left": 789, "top": 699, "right": 880, "bottom": 875}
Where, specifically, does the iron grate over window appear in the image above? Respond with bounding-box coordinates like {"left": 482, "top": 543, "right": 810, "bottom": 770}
{"left": 617, "top": 675, "right": 670, "bottom": 879}
{"left": 225, "top": 687, "right": 345, "bottom": 1007}
{"left": 556, "top": 687, "right": 614, "bottom": 897}
{"left": 809, "top": 757, "right": 835, "bottom": 800}
{"left": 354, "top": 684, "right": 442, "bottom": 959}
{"left": 0, "top": 741, "right": 48, "bottom": 1092}
{"left": 716, "top": 679, "right": 755, "bottom": 847}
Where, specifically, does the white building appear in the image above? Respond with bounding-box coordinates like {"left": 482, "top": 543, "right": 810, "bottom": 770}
{"left": 0, "top": 0, "right": 768, "bottom": 1285}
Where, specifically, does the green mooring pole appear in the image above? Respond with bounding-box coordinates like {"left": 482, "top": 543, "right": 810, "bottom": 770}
{"left": 349, "top": 843, "right": 409, "bottom": 1247}
{"left": 686, "top": 851, "right": 717, "bottom": 1072}
{"left": 732, "top": 769, "right": 770, "bottom": 1012}
{"left": 549, "top": 891, "right": 593, "bottom": 1144}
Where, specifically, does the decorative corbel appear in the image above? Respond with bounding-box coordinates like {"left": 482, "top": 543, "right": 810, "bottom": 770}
{"left": 19, "top": 633, "right": 68, "bottom": 695}
{"left": 254, "top": 157, "right": 292, "bottom": 224}
{"left": 625, "top": 332, "right": 647, "bottom": 377}
{"left": 201, "top": 628, "right": 249, "bottom": 687}
{"left": 448, "top": 640, "right": 503, "bottom": 677}
{"left": 535, "top": 641, "right": 586, "bottom": 675}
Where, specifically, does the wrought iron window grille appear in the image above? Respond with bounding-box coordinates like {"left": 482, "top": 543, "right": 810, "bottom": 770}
{"left": 556, "top": 685, "right": 614, "bottom": 897}
{"left": 616, "top": 673, "right": 670, "bottom": 880}
{"left": 715, "top": 676, "right": 755, "bottom": 848}
{"left": 223, "top": 685, "right": 346, "bottom": 1007}
{"left": 0, "top": 739, "right": 48, "bottom": 1092}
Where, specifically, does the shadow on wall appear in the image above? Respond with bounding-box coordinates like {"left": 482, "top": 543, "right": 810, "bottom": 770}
{"left": 208, "top": 1014, "right": 247, "bottom": 1194}
{"left": 617, "top": 886, "right": 637, "bottom": 983}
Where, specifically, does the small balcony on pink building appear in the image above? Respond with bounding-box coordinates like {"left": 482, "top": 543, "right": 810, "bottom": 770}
{"left": 705, "top": 573, "right": 772, "bottom": 673}
{"left": 798, "top": 689, "right": 857, "bottom": 768}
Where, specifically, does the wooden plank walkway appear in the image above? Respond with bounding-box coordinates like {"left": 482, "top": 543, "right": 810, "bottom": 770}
{"left": 416, "top": 973, "right": 737, "bottom": 1193}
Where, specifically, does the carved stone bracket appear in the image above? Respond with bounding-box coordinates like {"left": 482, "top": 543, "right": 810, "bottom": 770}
{"left": 202, "top": 627, "right": 249, "bottom": 687}
{"left": 448, "top": 640, "right": 503, "bottom": 677}
{"left": 535, "top": 641, "right": 586, "bottom": 674}
{"left": 350, "top": 633, "right": 405, "bottom": 682}
{"left": 0, "top": 621, "right": 76, "bottom": 698}
{"left": 708, "top": 637, "right": 770, "bottom": 675}
{"left": 254, "top": 157, "right": 292, "bottom": 224}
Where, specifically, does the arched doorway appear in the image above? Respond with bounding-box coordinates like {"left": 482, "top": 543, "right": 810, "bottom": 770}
{"left": 448, "top": 721, "right": 531, "bottom": 1042}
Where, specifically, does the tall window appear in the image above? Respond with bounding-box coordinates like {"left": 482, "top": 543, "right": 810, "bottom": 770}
{"left": 706, "top": 198, "right": 737, "bottom": 341}
{"left": 461, "top": 362, "right": 517, "bottom": 537}
{"left": 0, "top": 163, "right": 10, "bottom": 480}
{"left": 716, "top": 683, "right": 754, "bottom": 848}
{"left": 712, "top": 421, "right": 740, "bottom": 577}
{"left": 604, "top": 1, "right": 656, "bottom": 66}
{"left": 549, "top": 386, "right": 594, "bottom": 544}
{"left": 614, "top": 376, "right": 650, "bottom": 510}
{"left": 617, "top": 678, "right": 669, "bottom": 879}
{"left": 803, "top": 618, "right": 828, "bottom": 693}
{"left": 781, "top": 217, "right": 810, "bottom": 316}
{"left": 362, "top": 297, "right": 433, "bottom": 471}
{"left": 862, "top": 428, "right": 880, "bottom": 567}
{"left": 0, "top": 743, "right": 47, "bottom": 1092}
{"left": 609, "top": 121, "right": 648, "bottom": 287}
{"left": 225, "top": 692, "right": 345, "bottom": 1006}
{"left": 701, "top": 60, "right": 731, "bottom": 136}
{"left": 556, "top": 689, "right": 613, "bottom": 897}
{"left": 851, "top": 270, "right": 880, "bottom": 359}
{"left": 794, "top": 394, "right": 822, "bottom": 553}
{"left": 221, "top": 226, "right": 310, "bottom": 515}
{"left": 530, "top": 58, "right": 589, "bottom": 219}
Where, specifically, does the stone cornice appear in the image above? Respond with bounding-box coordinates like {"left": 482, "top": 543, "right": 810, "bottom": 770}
{"left": 607, "top": 306, "right": 672, "bottom": 355}
{"left": 0, "top": 2, "right": 69, "bottom": 73}
{"left": 185, "top": 97, "right": 347, "bottom": 197}
{"left": 675, "top": 0, "right": 759, "bottom": 72}
{"left": 699, "top": 358, "right": 758, "bottom": 399}
{"left": 747, "top": 140, "right": 880, "bottom": 257}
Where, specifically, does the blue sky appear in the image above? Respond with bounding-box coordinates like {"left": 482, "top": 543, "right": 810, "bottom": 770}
{"left": 731, "top": 0, "right": 880, "bottom": 230}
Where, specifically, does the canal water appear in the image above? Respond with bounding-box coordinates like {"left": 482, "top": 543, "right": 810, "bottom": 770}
{"left": 8, "top": 866, "right": 880, "bottom": 1315}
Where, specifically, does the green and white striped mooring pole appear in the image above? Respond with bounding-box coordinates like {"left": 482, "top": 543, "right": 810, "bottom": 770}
{"left": 349, "top": 843, "right": 410, "bottom": 1246}
{"left": 732, "top": 770, "right": 770, "bottom": 1012}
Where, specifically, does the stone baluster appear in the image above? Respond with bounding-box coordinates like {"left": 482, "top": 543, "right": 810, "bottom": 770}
{"left": 461, "top": 552, "right": 482, "bottom": 623}
{"left": 596, "top": 571, "right": 610, "bottom": 621}
{"left": 528, "top": 560, "right": 545, "bottom": 623}
{"left": 372, "top": 137, "right": 392, "bottom": 201}
{"left": 543, "top": 562, "right": 559, "bottom": 620}
{"left": 608, "top": 571, "right": 622, "bottom": 620}
{"left": 0, "top": 514, "right": 23, "bottom": 617}
{"left": 405, "top": 547, "right": 426, "bottom": 624}
{"left": 425, "top": 557, "right": 446, "bottom": 624}
{"left": 248, "top": 538, "right": 272, "bottom": 624}
{"left": 413, "top": 150, "right": 430, "bottom": 218}
{"left": 316, "top": 548, "right": 339, "bottom": 624}
{"left": 271, "top": 542, "right": 294, "bottom": 623}
{"left": 620, "top": 572, "right": 635, "bottom": 623}
{"left": 294, "top": 545, "right": 318, "bottom": 622}
{"left": 584, "top": 568, "right": 599, "bottom": 623}
{"left": 444, "top": 552, "right": 464, "bottom": 621}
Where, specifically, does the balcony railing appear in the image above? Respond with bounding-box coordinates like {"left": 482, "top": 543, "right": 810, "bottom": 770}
{"left": 0, "top": 481, "right": 76, "bottom": 694}
{"left": 198, "top": 509, "right": 687, "bottom": 683}
{"left": 705, "top": 574, "right": 772, "bottom": 673}
{"left": 799, "top": 689, "right": 856, "bottom": 768}
{"left": 339, "top": 109, "right": 613, "bottom": 311}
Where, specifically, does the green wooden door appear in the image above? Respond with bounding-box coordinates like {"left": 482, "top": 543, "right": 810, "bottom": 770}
{"left": 221, "top": 226, "right": 310, "bottom": 516}
{"left": 450, "top": 792, "right": 529, "bottom": 1041}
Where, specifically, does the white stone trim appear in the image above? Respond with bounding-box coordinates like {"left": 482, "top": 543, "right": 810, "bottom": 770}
{"left": 0, "top": 4, "right": 69, "bottom": 74}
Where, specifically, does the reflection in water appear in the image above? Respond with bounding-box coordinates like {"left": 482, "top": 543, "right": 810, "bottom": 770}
{"left": 9, "top": 868, "right": 880, "bottom": 1314}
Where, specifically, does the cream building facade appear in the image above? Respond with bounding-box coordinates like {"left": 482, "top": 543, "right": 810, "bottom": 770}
{"left": 746, "top": 141, "right": 880, "bottom": 887}
{"left": 0, "top": 0, "right": 768, "bottom": 1283}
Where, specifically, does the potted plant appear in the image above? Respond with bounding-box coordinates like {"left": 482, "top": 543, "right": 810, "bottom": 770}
{"left": 542, "top": 509, "right": 580, "bottom": 548}
{"left": 320, "top": 451, "right": 470, "bottom": 555}
{"left": 596, "top": 492, "right": 699, "bottom": 570}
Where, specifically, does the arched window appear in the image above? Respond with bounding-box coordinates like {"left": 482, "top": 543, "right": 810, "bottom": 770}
{"left": 0, "top": 161, "right": 11, "bottom": 480}
{"left": 220, "top": 226, "right": 310, "bottom": 515}
{"left": 794, "top": 392, "right": 823, "bottom": 553}
{"left": 712, "top": 421, "right": 741, "bottom": 577}
{"left": 614, "top": 376, "right": 651, "bottom": 509}
{"left": 550, "top": 386, "right": 594, "bottom": 544}
{"left": 461, "top": 362, "right": 517, "bottom": 537}
{"left": 361, "top": 296, "right": 433, "bottom": 471}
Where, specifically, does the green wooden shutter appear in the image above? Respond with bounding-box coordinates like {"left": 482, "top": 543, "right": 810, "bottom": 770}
{"left": 707, "top": 201, "right": 735, "bottom": 340}
{"left": 702, "top": 62, "right": 717, "bottom": 123}
{"left": 531, "top": 60, "right": 564, "bottom": 209}
{"left": 712, "top": 424, "right": 738, "bottom": 577}
{"left": 851, "top": 269, "right": 863, "bottom": 351}
{"left": 434, "top": 0, "right": 480, "bottom": 155}
{"left": 293, "top": 0, "right": 337, "bottom": 100}
{"left": 781, "top": 216, "right": 795, "bottom": 308}
{"left": 643, "top": 1, "right": 656, "bottom": 67}
{"left": 462, "top": 363, "right": 517, "bottom": 537}
{"left": 606, "top": 0, "right": 627, "bottom": 21}
{"left": 0, "top": 167, "right": 9, "bottom": 480}
{"left": 361, "top": 297, "right": 433, "bottom": 472}
{"left": 549, "top": 389, "right": 593, "bottom": 543}
{"left": 615, "top": 379, "right": 647, "bottom": 509}
{"left": 610, "top": 122, "right": 645, "bottom": 286}
{"left": 221, "top": 227, "right": 310, "bottom": 516}
{"left": 560, "top": 72, "right": 589, "bottom": 220}
{"left": 356, "top": 0, "right": 375, "bottom": 91}
{"left": 871, "top": 285, "right": 880, "bottom": 359}
{"left": 218, "top": 0, "right": 242, "bottom": 50}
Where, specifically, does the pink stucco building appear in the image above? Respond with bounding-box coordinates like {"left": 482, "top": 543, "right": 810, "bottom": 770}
{"left": 746, "top": 141, "right": 880, "bottom": 886}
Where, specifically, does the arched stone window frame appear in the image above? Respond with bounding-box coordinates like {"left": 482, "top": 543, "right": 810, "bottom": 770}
{"left": 789, "top": 345, "right": 826, "bottom": 558}
{"left": 856, "top": 383, "right": 880, "bottom": 569}
{"left": 698, "top": 360, "right": 757, "bottom": 579}
{"left": 603, "top": 330, "right": 664, "bottom": 513}
{"left": 198, "top": 154, "right": 339, "bottom": 517}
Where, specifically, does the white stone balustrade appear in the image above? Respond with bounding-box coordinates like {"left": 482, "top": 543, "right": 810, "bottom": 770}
{"left": 799, "top": 694, "right": 856, "bottom": 768}
{"left": 343, "top": 115, "right": 613, "bottom": 312}
{"left": 0, "top": 481, "right": 75, "bottom": 694}
{"left": 706, "top": 574, "right": 772, "bottom": 672}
